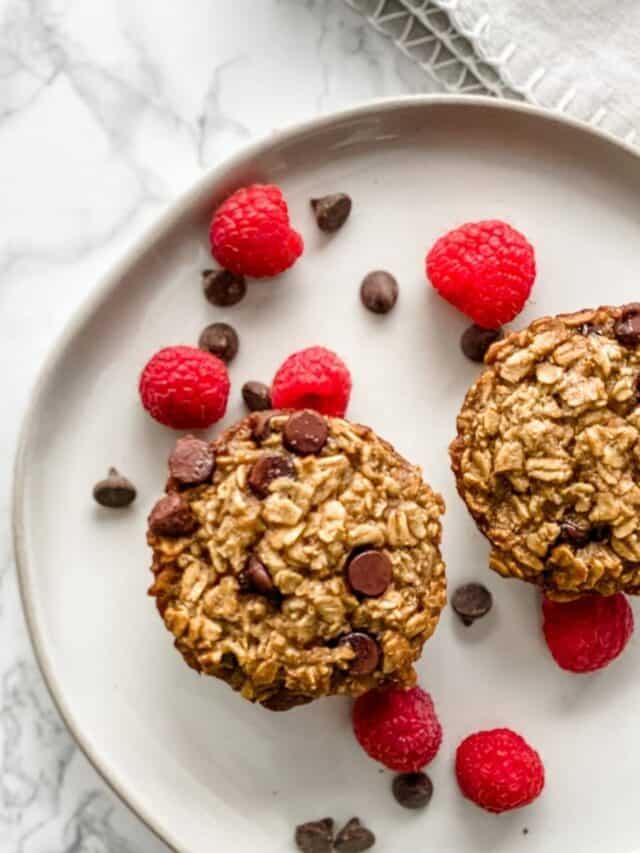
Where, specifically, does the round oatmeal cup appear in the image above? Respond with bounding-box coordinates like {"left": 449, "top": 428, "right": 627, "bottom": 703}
{"left": 147, "top": 409, "right": 446, "bottom": 710}
{"left": 451, "top": 304, "right": 640, "bottom": 600}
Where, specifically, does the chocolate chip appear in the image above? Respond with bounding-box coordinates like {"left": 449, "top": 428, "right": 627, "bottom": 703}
{"left": 339, "top": 633, "right": 380, "bottom": 675}
{"left": 347, "top": 549, "right": 392, "bottom": 597}
{"left": 310, "top": 193, "right": 352, "bottom": 233}
{"left": 334, "top": 818, "right": 375, "bottom": 853}
{"left": 591, "top": 523, "right": 610, "bottom": 542}
{"left": 283, "top": 410, "right": 328, "bottom": 455}
{"left": 92, "top": 468, "right": 136, "bottom": 508}
{"left": 460, "top": 324, "right": 504, "bottom": 363}
{"left": 198, "top": 322, "right": 239, "bottom": 363}
{"left": 148, "top": 493, "right": 197, "bottom": 537}
{"left": 392, "top": 772, "right": 434, "bottom": 809}
{"left": 614, "top": 303, "right": 640, "bottom": 346}
{"left": 262, "top": 691, "right": 313, "bottom": 712}
{"left": 202, "top": 268, "right": 246, "bottom": 307}
{"left": 240, "top": 556, "right": 274, "bottom": 595}
{"left": 360, "top": 270, "right": 398, "bottom": 314}
{"left": 559, "top": 518, "right": 590, "bottom": 548}
{"left": 578, "top": 323, "right": 603, "bottom": 337}
{"left": 248, "top": 453, "right": 295, "bottom": 498}
{"left": 168, "top": 436, "right": 215, "bottom": 485}
{"left": 250, "top": 410, "right": 276, "bottom": 442}
{"left": 242, "top": 381, "right": 272, "bottom": 412}
{"left": 451, "top": 583, "right": 493, "bottom": 626}
{"left": 295, "top": 818, "right": 334, "bottom": 853}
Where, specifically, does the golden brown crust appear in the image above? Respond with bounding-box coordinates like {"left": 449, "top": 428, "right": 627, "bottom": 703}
{"left": 148, "top": 412, "right": 446, "bottom": 709}
{"left": 451, "top": 305, "right": 640, "bottom": 599}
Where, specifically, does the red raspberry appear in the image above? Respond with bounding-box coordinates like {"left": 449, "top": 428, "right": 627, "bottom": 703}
{"left": 542, "top": 593, "right": 633, "bottom": 673}
{"left": 352, "top": 687, "right": 442, "bottom": 772}
{"left": 139, "top": 346, "right": 230, "bottom": 430}
{"left": 456, "top": 728, "right": 544, "bottom": 814}
{"left": 209, "top": 184, "right": 303, "bottom": 278}
{"left": 426, "top": 220, "right": 535, "bottom": 328}
{"left": 271, "top": 346, "right": 351, "bottom": 417}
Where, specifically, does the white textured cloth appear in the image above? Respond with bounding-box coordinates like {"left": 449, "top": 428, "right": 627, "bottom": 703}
{"left": 349, "top": 0, "right": 640, "bottom": 144}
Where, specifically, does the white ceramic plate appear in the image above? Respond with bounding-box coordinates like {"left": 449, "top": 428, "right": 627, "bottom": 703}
{"left": 14, "top": 96, "right": 640, "bottom": 853}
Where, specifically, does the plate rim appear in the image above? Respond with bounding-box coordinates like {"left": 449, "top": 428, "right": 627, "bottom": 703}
{"left": 13, "top": 93, "right": 640, "bottom": 853}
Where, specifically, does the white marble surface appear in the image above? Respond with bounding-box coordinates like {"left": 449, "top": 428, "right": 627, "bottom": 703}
{"left": 0, "top": 1, "right": 442, "bottom": 850}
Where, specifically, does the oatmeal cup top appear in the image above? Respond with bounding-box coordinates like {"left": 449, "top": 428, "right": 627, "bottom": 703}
{"left": 147, "top": 410, "right": 446, "bottom": 710}
{"left": 451, "top": 305, "right": 640, "bottom": 599}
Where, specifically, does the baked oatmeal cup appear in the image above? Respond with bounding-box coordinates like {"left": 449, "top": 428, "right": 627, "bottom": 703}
{"left": 451, "top": 304, "right": 640, "bottom": 600}
{"left": 148, "top": 410, "right": 446, "bottom": 710}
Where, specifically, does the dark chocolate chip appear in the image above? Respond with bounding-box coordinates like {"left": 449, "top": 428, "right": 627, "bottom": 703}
{"left": 283, "top": 410, "right": 328, "bottom": 455}
{"left": 295, "top": 818, "right": 334, "bottom": 853}
{"left": 347, "top": 549, "right": 392, "bottom": 597}
{"left": 451, "top": 583, "right": 493, "bottom": 626}
{"left": 240, "top": 556, "right": 274, "bottom": 595}
{"left": 250, "top": 410, "right": 276, "bottom": 442}
{"left": 334, "top": 818, "right": 375, "bottom": 853}
{"left": 168, "top": 436, "right": 215, "bottom": 485}
{"left": 242, "top": 381, "right": 272, "bottom": 412}
{"left": 559, "top": 518, "right": 590, "bottom": 548}
{"left": 248, "top": 453, "right": 295, "bottom": 498}
{"left": 591, "top": 523, "right": 610, "bottom": 542}
{"left": 310, "top": 193, "right": 352, "bottom": 233}
{"left": 262, "top": 691, "right": 313, "bottom": 712}
{"left": 460, "top": 324, "right": 504, "bottom": 363}
{"left": 614, "top": 304, "right": 640, "bottom": 347}
{"left": 360, "top": 270, "right": 398, "bottom": 314}
{"left": 339, "top": 633, "right": 380, "bottom": 675}
{"left": 202, "top": 268, "right": 246, "bottom": 307}
{"left": 392, "top": 772, "right": 434, "bottom": 810}
{"left": 148, "top": 493, "right": 197, "bottom": 537}
{"left": 578, "top": 323, "right": 603, "bottom": 337}
{"left": 198, "top": 322, "right": 239, "bottom": 363}
{"left": 92, "top": 468, "right": 136, "bottom": 508}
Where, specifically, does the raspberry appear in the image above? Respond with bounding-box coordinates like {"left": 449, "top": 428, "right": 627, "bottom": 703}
{"left": 271, "top": 346, "right": 351, "bottom": 417}
{"left": 542, "top": 593, "right": 633, "bottom": 673}
{"left": 352, "top": 687, "right": 442, "bottom": 772}
{"left": 456, "top": 729, "right": 544, "bottom": 814}
{"left": 209, "top": 184, "right": 303, "bottom": 278}
{"left": 426, "top": 220, "right": 535, "bottom": 328}
{"left": 139, "top": 346, "right": 230, "bottom": 430}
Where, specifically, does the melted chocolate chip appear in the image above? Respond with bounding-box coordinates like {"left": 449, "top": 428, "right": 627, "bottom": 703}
{"left": 248, "top": 453, "right": 295, "bottom": 498}
{"left": 168, "top": 436, "right": 215, "bottom": 485}
{"left": 614, "top": 304, "right": 640, "bottom": 347}
{"left": 240, "top": 556, "right": 274, "bottom": 595}
{"left": 148, "top": 493, "right": 197, "bottom": 537}
{"left": 346, "top": 549, "right": 392, "bottom": 597}
{"left": 559, "top": 519, "right": 590, "bottom": 548}
{"left": 283, "top": 410, "right": 328, "bottom": 455}
{"left": 339, "top": 632, "right": 381, "bottom": 675}
{"left": 262, "top": 692, "right": 313, "bottom": 712}
{"left": 250, "top": 410, "right": 276, "bottom": 442}
{"left": 591, "top": 523, "right": 610, "bottom": 542}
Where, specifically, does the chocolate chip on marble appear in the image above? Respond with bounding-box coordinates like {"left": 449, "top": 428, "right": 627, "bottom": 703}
{"left": 310, "top": 193, "right": 352, "bottom": 233}
{"left": 250, "top": 410, "right": 276, "bottom": 442}
{"left": 242, "top": 380, "right": 272, "bottom": 412}
{"left": 295, "top": 818, "right": 334, "bottom": 853}
{"left": 346, "top": 549, "right": 392, "bottom": 597}
{"left": 202, "top": 268, "right": 246, "bottom": 307}
{"left": 92, "top": 468, "right": 137, "bottom": 508}
{"left": 339, "top": 633, "right": 380, "bottom": 675}
{"left": 198, "top": 322, "right": 239, "bottom": 363}
{"left": 283, "top": 410, "right": 328, "bottom": 455}
{"left": 392, "top": 772, "right": 433, "bottom": 810}
{"left": 614, "top": 304, "right": 640, "bottom": 347}
{"left": 460, "top": 324, "right": 504, "bottom": 363}
{"left": 248, "top": 453, "right": 295, "bottom": 498}
{"left": 240, "top": 556, "right": 274, "bottom": 595}
{"left": 334, "top": 818, "right": 375, "bottom": 853}
{"left": 360, "top": 270, "right": 398, "bottom": 314}
{"left": 148, "top": 493, "right": 197, "bottom": 537}
{"left": 168, "top": 436, "right": 215, "bottom": 485}
{"left": 451, "top": 583, "right": 493, "bottom": 626}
